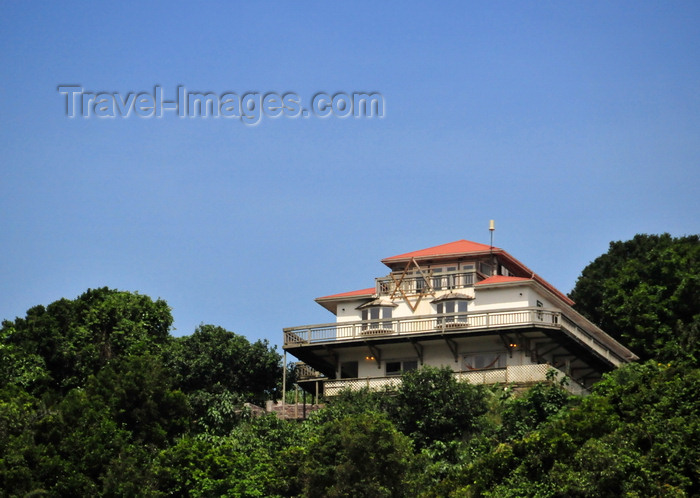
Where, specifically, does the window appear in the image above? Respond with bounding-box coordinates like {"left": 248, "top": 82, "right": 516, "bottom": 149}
{"left": 362, "top": 306, "right": 393, "bottom": 329}
{"left": 462, "top": 353, "right": 505, "bottom": 371}
{"left": 385, "top": 360, "right": 418, "bottom": 376}
{"left": 437, "top": 300, "right": 468, "bottom": 323}
{"left": 340, "top": 361, "right": 358, "bottom": 379}
{"left": 536, "top": 300, "right": 543, "bottom": 320}
{"left": 379, "top": 280, "right": 391, "bottom": 293}
{"left": 446, "top": 266, "right": 457, "bottom": 288}
{"left": 414, "top": 275, "right": 426, "bottom": 293}
{"left": 386, "top": 361, "right": 401, "bottom": 375}
{"left": 432, "top": 268, "right": 443, "bottom": 290}
{"left": 459, "top": 263, "right": 474, "bottom": 286}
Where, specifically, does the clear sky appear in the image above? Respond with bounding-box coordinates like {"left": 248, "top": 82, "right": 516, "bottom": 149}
{"left": 1, "top": 1, "right": 698, "bottom": 347}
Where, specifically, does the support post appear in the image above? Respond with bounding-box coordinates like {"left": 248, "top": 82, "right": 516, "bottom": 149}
{"left": 410, "top": 339, "right": 424, "bottom": 365}
{"left": 443, "top": 337, "right": 459, "bottom": 363}
{"left": 282, "top": 351, "right": 287, "bottom": 412}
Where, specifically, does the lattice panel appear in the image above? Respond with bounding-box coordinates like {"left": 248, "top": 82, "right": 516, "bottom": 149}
{"left": 323, "top": 365, "right": 589, "bottom": 397}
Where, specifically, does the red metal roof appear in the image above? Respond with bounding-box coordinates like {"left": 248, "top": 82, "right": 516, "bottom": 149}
{"left": 381, "top": 239, "right": 575, "bottom": 306}
{"left": 314, "top": 240, "right": 575, "bottom": 308}
{"left": 382, "top": 240, "right": 498, "bottom": 263}
{"left": 316, "top": 287, "right": 375, "bottom": 300}
{"left": 476, "top": 275, "right": 531, "bottom": 285}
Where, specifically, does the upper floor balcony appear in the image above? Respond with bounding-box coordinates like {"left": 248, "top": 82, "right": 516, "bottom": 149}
{"left": 375, "top": 267, "right": 488, "bottom": 296}
{"left": 283, "top": 307, "right": 628, "bottom": 367}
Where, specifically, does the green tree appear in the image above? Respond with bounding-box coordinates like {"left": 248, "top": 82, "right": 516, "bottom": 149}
{"left": 569, "top": 233, "right": 700, "bottom": 363}
{"left": 164, "top": 324, "right": 282, "bottom": 434}
{"left": 153, "top": 414, "right": 306, "bottom": 497}
{"left": 498, "top": 381, "right": 574, "bottom": 441}
{"left": 1, "top": 287, "right": 173, "bottom": 394}
{"left": 299, "top": 411, "right": 414, "bottom": 498}
{"left": 455, "top": 361, "right": 700, "bottom": 497}
{"left": 0, "top": 355, "right": 189, "bottom": 496}
{"left": 85, "top": 354, "right": 190, "bottom": 447}
{"left": 308, "top": 387, "right": 385, "bottom": 424}
{"left": 0, "top": 289, "right": 180, "bottom": 495}
{"left": 166, "top": 324, "right": 281, "bottom": 400}
{"left": 388, "top": 366, "right": 488, "bottom": 450}
{"left": 0, "top": 326, "right": 48, "bottom": 391}
{"left": 0, "top": 289, "right": 294, "bottom": 496}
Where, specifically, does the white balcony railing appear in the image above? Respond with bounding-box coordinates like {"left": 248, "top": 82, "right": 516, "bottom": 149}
{"left": 283, "top": 308, "right": 626, "bottom": 367}
{"left": 323, "top": 364, "right": 589, "bottom": 397}
{"left": 284, "top": 308, "right": 559, "bottom": 345}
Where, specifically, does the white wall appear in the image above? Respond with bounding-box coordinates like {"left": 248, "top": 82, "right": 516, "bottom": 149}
{"left": 332, "top": 335, "right": 538, "bottom": 378}
{"left": 472, "top": 285, "right": 529, "bottom": 310}
{"left": 335, "top": 300, "right": 369, "bottom": 322}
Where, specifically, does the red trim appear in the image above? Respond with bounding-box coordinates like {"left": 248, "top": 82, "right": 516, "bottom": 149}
{"left": 316, "top": 287, "right": 375, "bottom": 300}
{"left": 382, "top": 239, "right": 497, "bottom": 263}
{"left": 475, "top": 275, "right": 531, "bottom": 285}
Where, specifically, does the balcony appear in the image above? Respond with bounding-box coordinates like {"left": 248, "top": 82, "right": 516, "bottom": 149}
{"left": 321, "top": 364, "right": 588, "bottom": 396}
{"left": 376, "top": 270, "right": 483, "bottom": 295}
{"left": 283, "top": 308, "right": 627, "bottom": 367}
{"left": 285, "top": 308, "right": 559, "bottom": 345}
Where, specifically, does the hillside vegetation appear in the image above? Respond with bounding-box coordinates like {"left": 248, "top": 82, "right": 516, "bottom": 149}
{"left": 1, "top": 234, "right": 698, "bottom": 497}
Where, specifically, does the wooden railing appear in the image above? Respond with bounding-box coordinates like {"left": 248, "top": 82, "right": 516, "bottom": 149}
{"left": 323, "top": 364, "right": 589, "bottom": 396}
{"left": 376, "top": 271, "right": 480, "bottom": 295}
{"left": 294, "top": 362, "right": 324, "bottom": 379}
{"left": 284, "top": 308, "right": 560, "bottom": 345}
{"left": 283, "top": 308, "right": 627, "bottom": 366}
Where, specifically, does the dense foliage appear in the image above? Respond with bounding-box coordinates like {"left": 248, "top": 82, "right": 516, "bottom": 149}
{"left": 445, "top": 362, "right": 700, "bottom": 497}
{"left": 569, "top": 233, "right": 699, "bottom": 364}
{"left": 0, "top": 288, "right": 282, "bottom": 496}
{"left": 1, "top": 234, "right": 698, "bottom": 496}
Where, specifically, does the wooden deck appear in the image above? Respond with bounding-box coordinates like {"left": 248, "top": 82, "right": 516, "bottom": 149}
{"left": 284, "top": 308, "right": 627, "bottom": 367}
{"left": 321, "top": 364, "right": 589, "bottom": 396}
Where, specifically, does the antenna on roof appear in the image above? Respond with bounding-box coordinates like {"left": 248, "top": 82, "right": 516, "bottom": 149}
{"left": 489, "top": 220, "right": 496, "bottom": 276}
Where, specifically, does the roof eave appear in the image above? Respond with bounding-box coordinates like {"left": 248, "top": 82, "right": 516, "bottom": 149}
{"left": 315, "top": 293, "right": 377, "bottom": 315}
{"left": 381, "top": 249, "right": 501, "bottom": 267}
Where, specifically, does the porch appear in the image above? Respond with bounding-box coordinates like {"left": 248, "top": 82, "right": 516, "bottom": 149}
{"left": 304, "top": 363, "right": 588, "bottom": 397}
{"left": 284, "top": 308, "right": 625, "bottom": 368}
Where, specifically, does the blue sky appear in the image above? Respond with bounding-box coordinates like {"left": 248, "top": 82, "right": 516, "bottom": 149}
{"left": 1, "top": 1, "right": 698, "bottom": 346}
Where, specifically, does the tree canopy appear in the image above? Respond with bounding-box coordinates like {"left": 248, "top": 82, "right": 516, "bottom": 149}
{"left": 0, "top": 287, "right": 173, "bottom": 394}
{"left": 0, "top": 288, "right": 284, "bottom": 495}
{"left": 166, "top": 323, "right": 281, "bottom": 401}
{"left": 569, "top": 233, "right": 699, "bottom": 364}
{"left": 388, "top": 365, "right": 487, "bottom": 450}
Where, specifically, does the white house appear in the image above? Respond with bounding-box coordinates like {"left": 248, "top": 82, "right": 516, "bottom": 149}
{"left": 283, "top": 240, "right": 638, "bottom": 398}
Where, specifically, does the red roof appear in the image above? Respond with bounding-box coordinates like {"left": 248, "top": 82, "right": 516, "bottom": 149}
{"left": 382, "top": 240, "right": 497, "bottom": 263}
{"left": 316, "top": 287, "right": 375, "bottom": 300}
{"left": 314, "top": 240, "right": 575, "bottom": 308}
{"left": 476, "top": 275, "right": 531, "bottom": 285}
{"left": 381, "top": 239, "right": 575, "bottom": 306}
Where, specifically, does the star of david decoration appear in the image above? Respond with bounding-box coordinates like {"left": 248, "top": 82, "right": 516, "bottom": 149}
{"left": 389, "top": 257, "right": 435, "bottom": 312}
